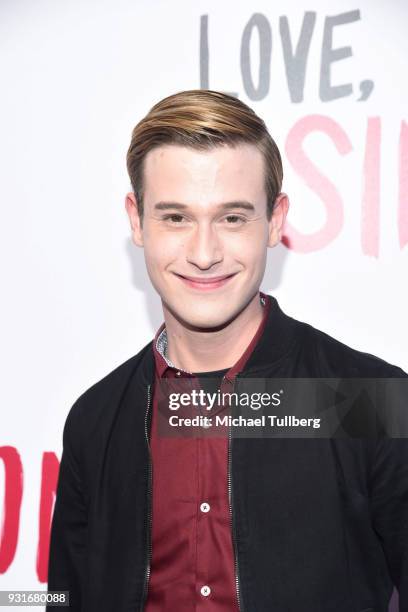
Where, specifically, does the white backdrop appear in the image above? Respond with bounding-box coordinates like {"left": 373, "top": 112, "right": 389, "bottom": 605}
{"left": 0, "top": 1, "right": 407, "bottom": 610}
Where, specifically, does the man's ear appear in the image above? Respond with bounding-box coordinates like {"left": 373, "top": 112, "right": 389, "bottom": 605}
{"left": 267, "top": 192, "right": 289, "bottom": 247}
{"left": 125, "top": 192, "right": 144, "bottom": 247}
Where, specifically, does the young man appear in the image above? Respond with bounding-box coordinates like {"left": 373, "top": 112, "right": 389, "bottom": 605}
{"left": 47, "top": 90, "right": 407, "bottom": 612}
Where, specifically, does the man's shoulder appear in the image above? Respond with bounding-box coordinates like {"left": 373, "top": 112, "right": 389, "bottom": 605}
{"left": 296, "top": 316, "right": 407, "bottom": 378}
{"left": 67, "top": 339, "right": 153, "bottom": 423}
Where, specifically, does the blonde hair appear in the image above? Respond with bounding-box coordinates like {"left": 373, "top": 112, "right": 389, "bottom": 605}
{"left": 126, "top": 89, "right": 283, "bottom": 222}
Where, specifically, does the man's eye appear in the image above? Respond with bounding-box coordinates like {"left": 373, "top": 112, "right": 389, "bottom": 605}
{"left": 163, "top": 214, "right": 185, "bottom": 223}
{"left": 225, "top": 215, "right": 246, "bottom": 224}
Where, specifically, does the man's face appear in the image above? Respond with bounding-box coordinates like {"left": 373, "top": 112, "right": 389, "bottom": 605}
{"left": 126, "top": 143, "right": 288, "bottom": 329}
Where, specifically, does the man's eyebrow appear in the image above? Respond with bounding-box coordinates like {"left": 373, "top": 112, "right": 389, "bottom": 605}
{"left": 154, "top": 201, "right": 256, "bottom": 212}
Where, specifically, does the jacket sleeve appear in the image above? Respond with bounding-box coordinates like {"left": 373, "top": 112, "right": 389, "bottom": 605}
{"left": 370, "top": 369, "right": 408, "bottom": 607}
{"left": 46, "top": 399, "right": 88, "bottom": 612}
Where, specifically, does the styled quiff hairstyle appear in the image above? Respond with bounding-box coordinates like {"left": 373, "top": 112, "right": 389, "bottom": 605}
{"left": 126, "top": 89, "right": 283, "bottom": 223}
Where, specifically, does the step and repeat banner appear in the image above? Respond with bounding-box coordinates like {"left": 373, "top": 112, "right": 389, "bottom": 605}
{"left": 0, "top": 1, "right": 407, "bottom": 610}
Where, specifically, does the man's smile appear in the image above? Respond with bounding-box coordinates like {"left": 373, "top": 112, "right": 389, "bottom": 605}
{"left": 173, "top": 272, "right": 238, "bottom": 291}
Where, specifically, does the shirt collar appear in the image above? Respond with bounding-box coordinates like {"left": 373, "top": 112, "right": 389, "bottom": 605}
{"left": 153, "top": 291, "right": 269, "bottom": 380}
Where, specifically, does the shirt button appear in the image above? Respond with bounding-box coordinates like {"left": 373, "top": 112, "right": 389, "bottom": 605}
{"left": 200, "top": 585, "right": 211, "bottom": 597}
{"left": 200, "top": 502, "right": 210, "bottom": 513}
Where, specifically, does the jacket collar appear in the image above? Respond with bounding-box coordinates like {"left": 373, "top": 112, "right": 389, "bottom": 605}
{"left": 152, "top": 291, "right": 270, "bottom": 380}
{"left": 240, "top": 294, "right": 299, "bottom": 375}
{"left": 137, "top": 292, "right": 299, "bottom": 385}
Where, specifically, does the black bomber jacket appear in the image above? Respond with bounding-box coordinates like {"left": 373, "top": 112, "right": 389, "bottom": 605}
{"left": 46, "top": 295, "right": 408, "bottom": 612}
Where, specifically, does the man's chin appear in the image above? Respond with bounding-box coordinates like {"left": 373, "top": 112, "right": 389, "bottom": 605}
{"left": 164, "top": 300, "right": 240, "bottom": 332}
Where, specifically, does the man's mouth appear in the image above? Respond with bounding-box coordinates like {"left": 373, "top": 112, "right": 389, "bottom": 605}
{"left": 174, "top": 273, "right": 237, "bottom": 291}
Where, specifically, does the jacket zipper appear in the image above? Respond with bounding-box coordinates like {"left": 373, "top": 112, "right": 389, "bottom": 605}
{"left": 140, "top": 384, "right": 153, "bottom": 611}
{"left": 141, "top": 380, "right": 243, "bottom": 610}
{"left": 227, "top": 375, "right": 244, "bottom": 612}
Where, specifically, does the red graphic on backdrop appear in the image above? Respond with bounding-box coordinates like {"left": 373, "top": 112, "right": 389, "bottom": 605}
{"left": 37, "top": 452, "right": 59, "bottom": 583}
{"left": 0, "top": 447, "right": 58, "bottom": 583}
{"left": 0, "top": 447, "right": 23, "bottom": 574}
{"left": 283, "top": 116, "right": 407, "bottom": 255}
{"left": 399, "top": 121, "right": 408, "bottom": 250}
{"left": 283, "top": 115, "right": 350, "bottom": 252}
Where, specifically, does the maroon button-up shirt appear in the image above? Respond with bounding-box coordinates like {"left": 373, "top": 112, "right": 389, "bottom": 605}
{"left": 144, "top": 292, "right": 271, "bottom": 611}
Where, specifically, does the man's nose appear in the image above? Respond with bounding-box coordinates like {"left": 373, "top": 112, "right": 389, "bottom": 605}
{"left": 185, "top": 222, "right": 223, "bottom": 270}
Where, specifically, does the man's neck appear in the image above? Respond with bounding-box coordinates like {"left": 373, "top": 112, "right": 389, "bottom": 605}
{"left": 162, "top": 293, "right": 264, "bottom": 373}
